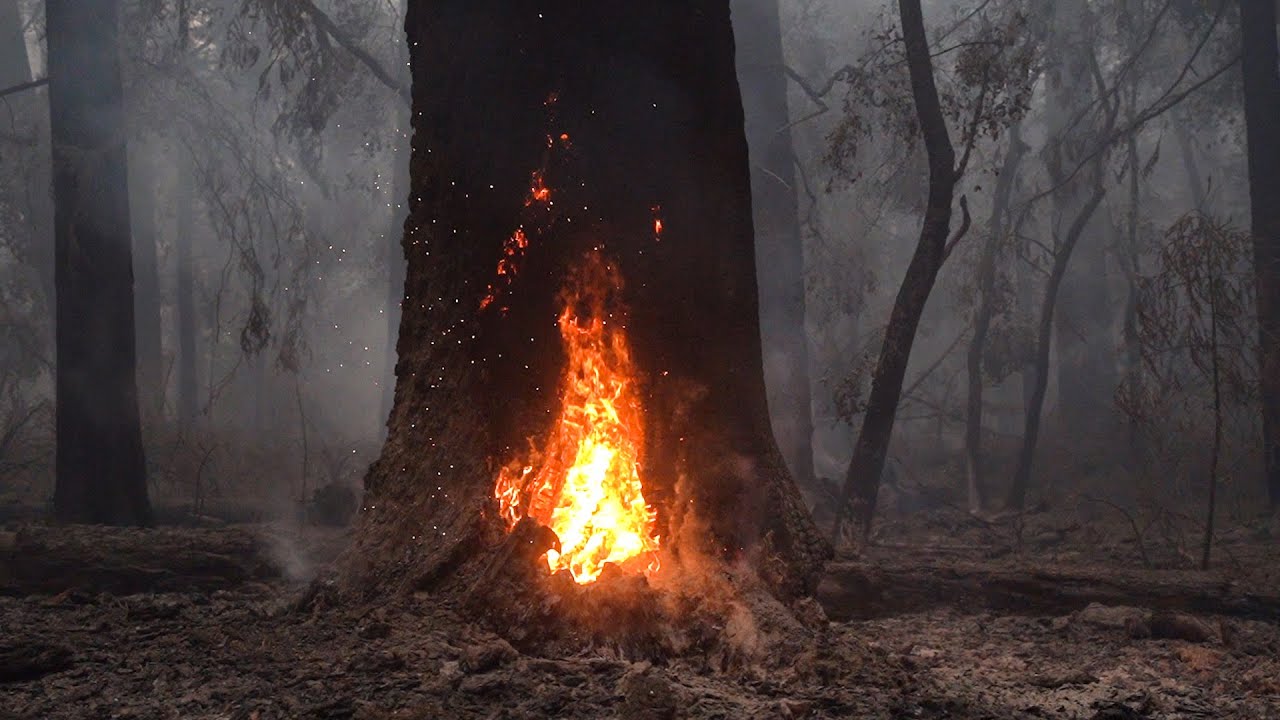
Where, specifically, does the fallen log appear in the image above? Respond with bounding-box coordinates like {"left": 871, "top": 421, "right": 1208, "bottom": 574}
{"left": 818, "top": 557, "right": 1280, "bottom": 621}
{"left": 0, "top": 525, "right": 279, "bottom": 596}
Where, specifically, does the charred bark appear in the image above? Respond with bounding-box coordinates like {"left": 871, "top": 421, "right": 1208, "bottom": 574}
{"left": 379, "top": 125, "right": 410, "bottom": 431}
{"left": 347, "top": 0, "right": 828, "bottom": 609}
{"left": 833, "top": 0, "right": 959, "bottom": 540}
{"left": 733, "top": 0, "right": 817, "bottom": 493}
{"left": 47, "top": 0, "right": 151, "bottom": 525}
{"left": 1238, "top": 0, "right": 1280, "bottom": 508}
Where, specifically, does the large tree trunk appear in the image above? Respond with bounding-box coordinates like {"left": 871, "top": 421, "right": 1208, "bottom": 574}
{"left": 733, "top": 0, "right": 817, "bottom": 494}
{"left": 834, "top": 0, "right": 958, "bottom": 540}
{"left": 963, "top": 123, "right": 1026, "bottom": 515}
{"left": 47, "top": 0, "right": 151, "bottom": 525}
{"left": 379, "top": 126, "right": 409, "bottom": 431}
{"left": 347, "top": 0, "right": 828, "bottom": 611}
{"left": 1238, "top": 0, "right": 1280, "bottom": 509}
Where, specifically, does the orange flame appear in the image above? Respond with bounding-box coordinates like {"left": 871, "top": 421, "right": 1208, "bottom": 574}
{"left": 493, "top": 251, "right": 660, "bottom": 583}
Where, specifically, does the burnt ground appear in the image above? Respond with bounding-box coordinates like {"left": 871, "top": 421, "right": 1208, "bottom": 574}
{"left": 1, "top": 512, "right": 1278, "bottom": 720}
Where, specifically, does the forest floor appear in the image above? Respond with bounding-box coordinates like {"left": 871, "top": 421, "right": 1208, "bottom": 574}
{"left": 1, "top": 510, "right": 1278, "bottom": 719}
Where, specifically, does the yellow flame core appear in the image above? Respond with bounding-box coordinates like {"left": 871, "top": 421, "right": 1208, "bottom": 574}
{"left": 493, "top": 253, "right": 660, "bottom": 584}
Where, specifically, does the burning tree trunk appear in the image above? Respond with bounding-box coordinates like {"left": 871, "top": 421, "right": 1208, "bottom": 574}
{"left": 346, "top": 0, "right": 828, "bottom": 625}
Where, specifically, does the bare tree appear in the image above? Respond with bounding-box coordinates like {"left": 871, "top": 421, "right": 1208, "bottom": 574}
{"left": 832, "top": 0, "right": 983, "bottom": 541}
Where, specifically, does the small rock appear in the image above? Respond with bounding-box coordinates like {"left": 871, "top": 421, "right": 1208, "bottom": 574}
{"left": 1029, "top": 669, "right": 1099, "bottom": 688}
{"left": 1076, "top": 603, "right": 1146, "bottom": 630}
{"left": 437, "top": 660, "right": 462, "bottom": 683}
{"left": 459, "top": 673, "right": 503, "bottom": 695}
{"left": 1149, "top": 612, "right": 1215, "bottom": 643}
{"left": 1075, "top": 604, "right": 1150, "bottom": 638}
{"left": 347, "top": 650, "right": 405, "bottom": 673}
{"left": 459, "top": 639, "right": 518, "bottom": 674}
{"left": 357, "top": 621, "right": 391, "bottom": 640}
{"left": 619, "top": 666, "right": 679, "bottom": 720}
{"left": 791, "top": 597, "right": 828, "bottom": 631}
{"left": 778, "top": 698, "right": 813, "bottom": 718}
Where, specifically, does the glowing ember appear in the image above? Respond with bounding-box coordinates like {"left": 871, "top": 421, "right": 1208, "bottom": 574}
{"left": 492, "top": 251, "right": 660, "bottom": 584}
{"left": 480, "top": 168, "right": 556, "bottom": 312}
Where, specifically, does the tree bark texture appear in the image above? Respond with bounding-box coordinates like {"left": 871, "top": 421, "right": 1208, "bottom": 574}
{"left": 1238, "top": 0, "right": 1280, "bottom": 508}
{"left": 380, "top": 125, "right": 410, "bottom": 432}
{"left": 346, "top": 0, "right": 828, "bottom": 601}
{"left": 47, "top": 0, "right": 151, "bottom": 525}
{"left": 733, "top": 0, "right": 817, "bottom": 494}
{"left": 835, "top": 0, "right": 956, "bottom": 540}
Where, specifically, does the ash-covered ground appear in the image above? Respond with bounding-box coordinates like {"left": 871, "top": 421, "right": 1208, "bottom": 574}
{"left": 2, "top": 512, "right": 1278, "bottom": 719}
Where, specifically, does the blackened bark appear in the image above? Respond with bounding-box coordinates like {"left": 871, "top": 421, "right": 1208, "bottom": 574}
{"left": 1238, "top": 0, "right": 1280, "bottom": 508}
{"left": 47, "top": 0, "right": 151, "bottom": 525}
{"left": 963, "top": 124, "right": 1026, "bottom": 515}
{"left": 733, "top": 0, "right": 817, "bottom": 492}
{"left": 380, "top": 126, "right": 410, "bottom": 431}
{"left": 348, "top": 0, "right": 828, "bottom": 601}
{"left": 834, "top": 0, "right": 957, "bottom": 539}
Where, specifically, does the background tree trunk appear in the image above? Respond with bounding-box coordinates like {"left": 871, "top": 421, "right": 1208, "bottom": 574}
{"left": 173, "top": 151, "right": 198, "bottom": 427}
{"left": 1045, "top": 0, "right": 1117, "bottom": 443}
{"left": 173, "top": 2, "right": 198, "bottom": 428}
{"left": 1238, "top": 0, "right": 1280, "bottom": 509}
{"left": 834, "top": 0, "right": 957, "bottom": 540}
{"left": 47, "top": 0, "right": 151, "bottom": 525}
{"left": 963, "top": 123, "right": 1026, "bottom": 515}
{"left": 129, "top": 144, "right": 164, "bottom": 420}
{"left": 1008, "top": 179, "right": 1107, "bottom": 510}
{"left": 733, "top": 0, "right": 817, "bottom": 494}
{"left": 346, "top": 0, "right": 828, "bottom": 601}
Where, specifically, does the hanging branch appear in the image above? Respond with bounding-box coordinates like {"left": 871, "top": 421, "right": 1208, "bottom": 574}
{"left": 295, "top": 0, "right": 411, "bottom": 105}
{"left": 0, "top": 77, "right": 47, "bottom": 100}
